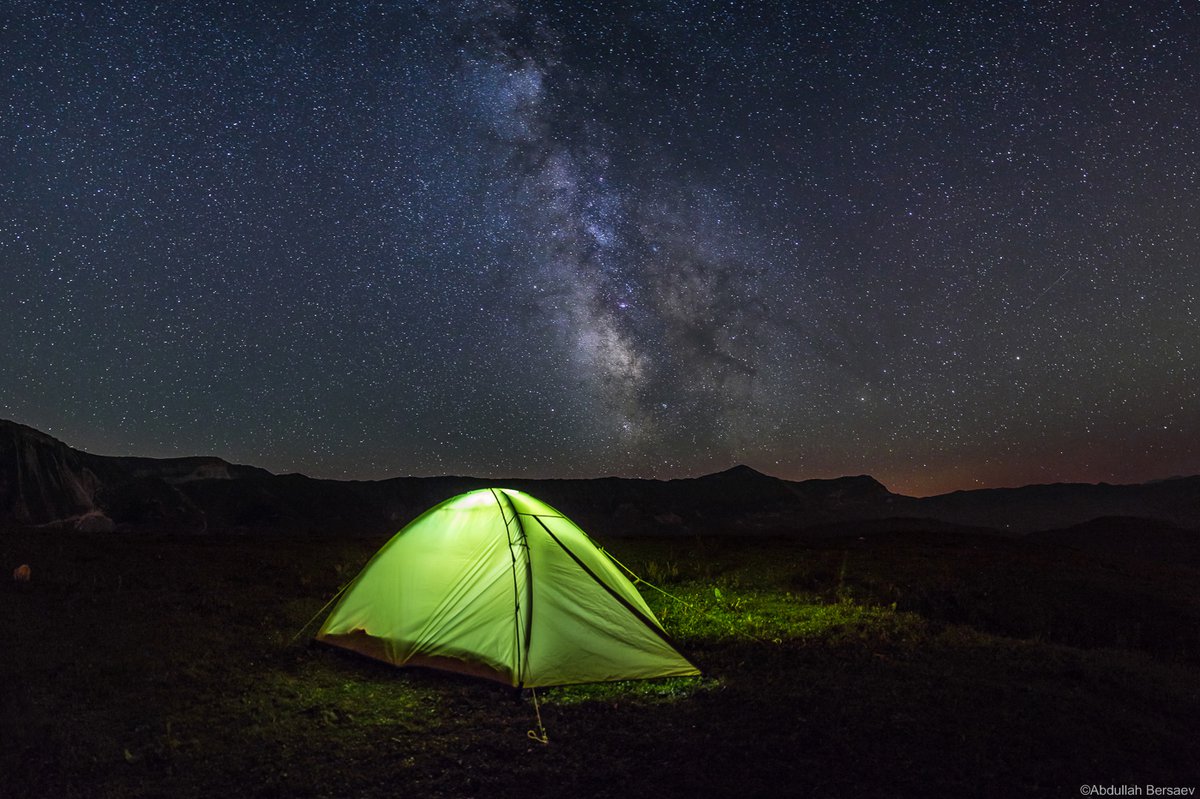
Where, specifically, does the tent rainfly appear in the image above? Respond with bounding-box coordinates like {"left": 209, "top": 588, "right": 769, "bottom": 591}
{"left": 316, "top": 488, "right": 699, "bottom": 687}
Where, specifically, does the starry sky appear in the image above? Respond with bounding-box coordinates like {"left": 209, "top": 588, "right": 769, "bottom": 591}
{"left": 2, "top": 1, "right": 1198, "bottom": 496}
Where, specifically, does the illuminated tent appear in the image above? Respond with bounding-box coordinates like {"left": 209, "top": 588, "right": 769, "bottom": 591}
{"left": 316, "top": 488, "right": 699, "bottom": 687}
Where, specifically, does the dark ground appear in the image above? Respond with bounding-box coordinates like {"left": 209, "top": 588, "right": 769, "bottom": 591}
{"left": 2, "top": 525, "right": 1198, "bottom": 798}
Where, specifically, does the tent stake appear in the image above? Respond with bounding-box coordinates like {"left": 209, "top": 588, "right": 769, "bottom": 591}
{"left": 526, "top": 687, "right": 549, "bottom": 744}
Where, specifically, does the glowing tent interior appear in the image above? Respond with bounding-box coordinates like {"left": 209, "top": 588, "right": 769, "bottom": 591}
{"left": 316, "top": 487, "right": 699, "bottom": 687}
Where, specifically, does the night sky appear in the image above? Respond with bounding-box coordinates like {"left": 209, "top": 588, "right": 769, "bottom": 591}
{"left": 2, "top": 1, "right": 1198, "bottom": 496}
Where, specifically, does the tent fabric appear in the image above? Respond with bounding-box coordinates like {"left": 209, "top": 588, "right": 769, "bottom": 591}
{"left": 316, "top": 488, "right": 699, "bottom": 687}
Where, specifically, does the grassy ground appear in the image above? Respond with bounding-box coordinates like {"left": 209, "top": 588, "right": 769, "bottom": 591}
{"left": 2, "top": 527, "right": 1198, "bottom": 798}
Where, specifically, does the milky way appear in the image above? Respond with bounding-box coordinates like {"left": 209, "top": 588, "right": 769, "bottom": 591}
{"left": 2, "top": 1, "right": 1198, "bottom": 494}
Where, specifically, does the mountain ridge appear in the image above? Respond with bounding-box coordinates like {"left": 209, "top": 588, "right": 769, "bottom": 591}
{"left": 2, "top": 419, "right": 1197, "bottom": 535}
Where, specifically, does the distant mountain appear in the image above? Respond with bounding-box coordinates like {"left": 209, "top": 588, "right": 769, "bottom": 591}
{"left": 895, "top": 478, "right": 1200, "bottom": 532}
{"left": 2, "top": 419, "right": 1198, "bottom": 536}
{"left": 0, "top": 420, "right": 271, "bottom": 531}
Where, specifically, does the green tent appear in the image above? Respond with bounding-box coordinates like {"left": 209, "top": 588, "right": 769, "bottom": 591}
{"left": 316, "top": 488, "right": 699, "bottom": 687}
